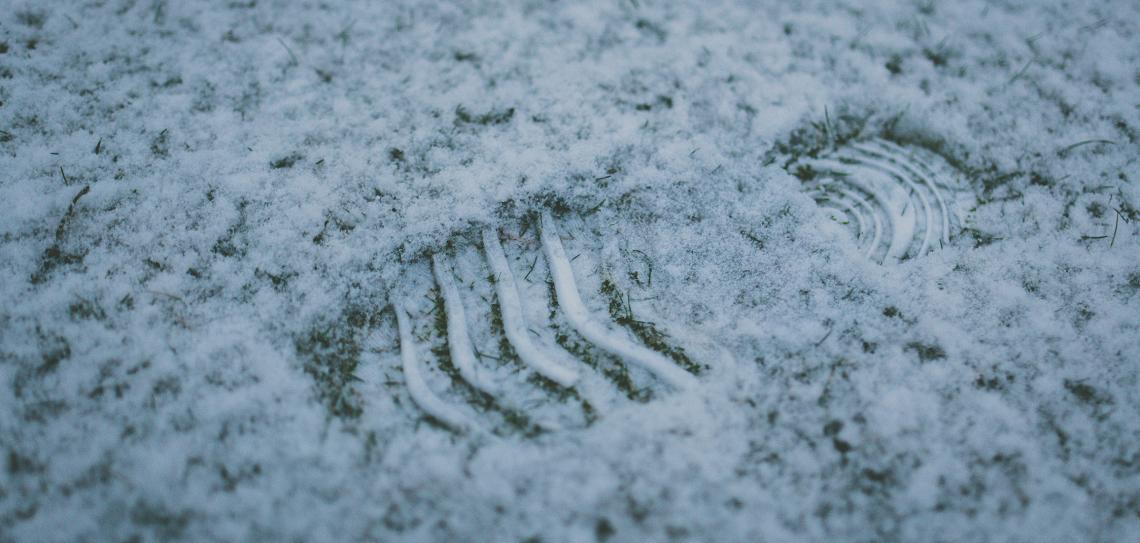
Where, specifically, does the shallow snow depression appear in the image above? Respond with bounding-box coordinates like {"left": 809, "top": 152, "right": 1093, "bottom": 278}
{"left": 1, "top": 0, "right": 1138, "bottom": 541}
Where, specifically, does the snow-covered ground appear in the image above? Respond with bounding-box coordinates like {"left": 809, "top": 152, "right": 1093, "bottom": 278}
{"left": 1, "top": 1, "right": 1138, "bottom": 541}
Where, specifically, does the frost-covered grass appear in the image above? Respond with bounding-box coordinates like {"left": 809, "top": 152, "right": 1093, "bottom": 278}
{"left": 1, "top": 0, "right": 1138, "bottom": 541}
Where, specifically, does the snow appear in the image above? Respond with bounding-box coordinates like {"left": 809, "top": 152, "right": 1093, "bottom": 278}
{"left": 1, "top": 0, "right": 1138, "bottom": 541}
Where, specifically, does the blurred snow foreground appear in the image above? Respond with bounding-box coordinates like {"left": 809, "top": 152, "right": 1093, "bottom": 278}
{"left": 1, "top": 0, "right": 1138, "bottom": 541}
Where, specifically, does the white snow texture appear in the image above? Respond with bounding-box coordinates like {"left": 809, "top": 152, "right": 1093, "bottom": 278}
{"left": 1, "top": 0, "right": 1138, "bottom": 541}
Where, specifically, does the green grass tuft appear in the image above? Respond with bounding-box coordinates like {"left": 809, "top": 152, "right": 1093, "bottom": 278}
{"left": 905, "top": 341, "right": 946, "bottom": 362}
{"left": 600, "top": 278, "right": 704, "bottom": 375}
{"left": 295, "top": 305, "right": 381, "bottom": 419}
